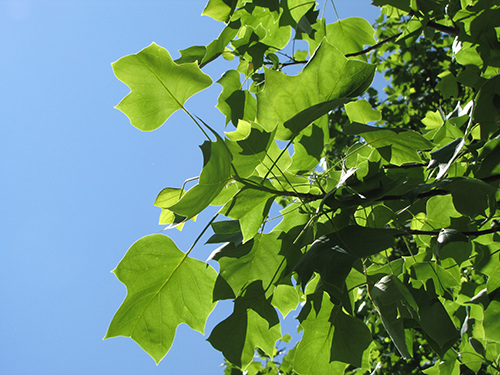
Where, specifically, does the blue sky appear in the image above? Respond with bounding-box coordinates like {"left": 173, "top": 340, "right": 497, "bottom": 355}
{"left": 1, "top": 1, "right": 381, "bottom": 374}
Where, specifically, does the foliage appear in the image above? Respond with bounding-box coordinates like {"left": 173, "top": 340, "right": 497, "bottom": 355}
{"left": 106, "top": 0, "right": 500, "bottom": 374}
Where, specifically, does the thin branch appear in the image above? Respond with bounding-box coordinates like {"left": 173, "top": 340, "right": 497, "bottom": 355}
{"left": 396, "top": 227, "right": 500, "bottom": 237}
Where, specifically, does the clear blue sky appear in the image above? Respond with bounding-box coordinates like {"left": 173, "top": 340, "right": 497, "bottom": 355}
{"left": 0, "top": 1, "right": 380, "bottom": 374}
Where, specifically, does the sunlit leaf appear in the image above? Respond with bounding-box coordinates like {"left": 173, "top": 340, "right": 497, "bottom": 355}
{"left": 169, "top": 136, "right": 232, "bottom": 219}
{"left": 112, "top": 43, "right": 212, "bottom": 131}
{"left": 105, "top": 235, "right": 217, "bottom": 364}
{"left": 257, "top": 40, "right": 375, "bottom": 140}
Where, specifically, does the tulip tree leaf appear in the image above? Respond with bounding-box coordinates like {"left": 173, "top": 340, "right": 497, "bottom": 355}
{"left": 257, "top": 40, "right": 375, "bottom": 140}
{"left": 211, "top": 231, "right": 300, "bottom": 297}
{"left": 169, "top": 136, "right": 232, "bottom": 219}
{"left": 105, "top": 234, "right": 217, "bottom": 364}
{"left": 112, "top": 43, "right": 212, "bottom": 131}
{"left": 324, "top": 17, "right": 376, "bottom": 56}
{"left": 208, "top": 281, "right": 281, "bottom": 370}
{"left": 217, "top": 70, "right": 257, "bottom": 126}
{"left": 294, "top": 292, "right": 353, "bottom": 374}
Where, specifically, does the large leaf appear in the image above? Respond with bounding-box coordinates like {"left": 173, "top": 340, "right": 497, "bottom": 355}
{"left": 257, "top": 40, "right": 375, "bottom": 139}
{"left": 112, "top": 43, "right": 212, "bottom": 131}
{"left": 210, "top": 231, "right": 300, "bottom": 297}
{"left": 208, "top": 281, "right": 281, "bottom": 370}
{"left": 105, "top": 235, "right": 217, "bottom": 364}
{"left": 169, "top": 136, "right": 232, "bottom": 219}
{"left": 294, "top": 292, "right": 369, "bottom": 373}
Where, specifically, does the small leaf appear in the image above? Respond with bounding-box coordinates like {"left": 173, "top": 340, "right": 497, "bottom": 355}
{"left": 112, "top": 43, "right": 212, "bottom": 131}
{"left": 169, "top": 137, "right": 232, "bottom": 219}
{"left": 324, "top": 18, "right": 376, "bottom": 57}
{"left": 427, "top": 138, "right": 465, "bottom": 179}
{"left": 344, "top": 99, "right": 381, "bottom": 124}
{"left": 202, "top": 0, "right": 238, "bottom": 22}
{"left": 105, "top": 235, "right": 217, "bottom": 364}
{"left": 154, "top": 188, "right": 188, "bottom": 228}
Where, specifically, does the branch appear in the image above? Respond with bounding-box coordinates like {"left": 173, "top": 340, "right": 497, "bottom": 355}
{"left": 426, "top": 20, "right": 459, "bottom": 36}
{"left": 396, "top": 227, "right": 500, "bottom": 237}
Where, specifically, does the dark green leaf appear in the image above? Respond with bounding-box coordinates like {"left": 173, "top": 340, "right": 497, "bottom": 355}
{"left": 208, "top": 281, "right": 281, "bottom": 370}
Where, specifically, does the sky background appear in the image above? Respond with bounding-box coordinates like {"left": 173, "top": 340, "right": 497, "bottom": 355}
{"left": 1, "top": 1, "right": 381, "bottom": 374}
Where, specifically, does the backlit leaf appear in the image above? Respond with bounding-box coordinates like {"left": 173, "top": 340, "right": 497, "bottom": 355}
{"left": 208, "top": 281, "right": 281, "bottom": 370}
{"left": 105, "top": 235, "right": 217, "bottom": 364}
{"left": 169, "top": 136, "right": 232, "bottom": 219}
{"left": 257, "top": 40, "right": 375, "bottom": 140}
{"left": 112, "top": 43, "right": 212, "bottom": 131}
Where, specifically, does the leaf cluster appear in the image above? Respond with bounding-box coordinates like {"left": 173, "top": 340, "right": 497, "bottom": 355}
{"left": 106, "top": 0, "right": 500, "bottom": 374}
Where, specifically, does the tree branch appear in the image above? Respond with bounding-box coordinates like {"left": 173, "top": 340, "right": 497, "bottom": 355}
{"left": 396, "top": 227, "right": 500, "bottom": 237}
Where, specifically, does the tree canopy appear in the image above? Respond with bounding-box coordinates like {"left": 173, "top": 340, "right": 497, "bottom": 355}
{"left": 105, "top": 0, "right": 500, "bottom": 373}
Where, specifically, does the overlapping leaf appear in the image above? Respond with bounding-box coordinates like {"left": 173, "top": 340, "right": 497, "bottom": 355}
{"left": 168, "top": 136, "right": 232, "bottom": 219}
{"left": 208, "top": 281, "right": 281, "bottom": 370}
{"left": 112, "top": 43, "right": 212, "bottom": 131}
{"left": 257, "top": 40, "right": 375, "bottom": 139}
{"left": 105, "top": 235, "right": 217, "bottom": 364}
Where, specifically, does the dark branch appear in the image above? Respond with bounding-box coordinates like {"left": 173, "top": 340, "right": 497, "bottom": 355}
{"left": 396, "top": 227, "right": 500, "bottom": 237}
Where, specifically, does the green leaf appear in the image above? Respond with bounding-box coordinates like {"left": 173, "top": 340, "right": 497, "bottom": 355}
{"left": 344, "top": 99, "right": 381, "bottom": 124}
{"left": 411, "top": 287, "right": 460, "bottom": 357}
{"left": 370, "top": 275, "right": 414, "bottom": 358}
{"left": 324, "top": 18, "right": 376, "bottom": 57}
{"left": 360, "top": 129, "right": 433, "bottom": 165}
{"left": 175, "top": 21, "right": 240, "bottom": 67}
{"left": 257, "top": 40, "right": 375, "bottom": 140}
{"left": 210, "top": 231, "right": 301, "bottom": 297}
{"left": 169, "top": 137, "right": 232, "bottom": 219}
{"left": 217, "top": 70, "right": 257, "bottom": 126}
{"left": 289, "top": 122, "right": 325, "bottom": 174}
{"left": 154, "top": 188, "right": 188, "bottom": 228}
{"left": 410, "top": 261, "right": 460, "bottom": 296}
{"left": 206, "top": 219, "right": 243, "bottom": 246}
{"left": 427, "top": 138, "right": 465, "bottom": 179}
{"left": 280, "top": 0, "right": 316, "bottom": 25}
{"left": 443, "top": 177, "right": 496, "bottom": 217}
{"left": 221, "top": 187, "right": 274, "bottom": 241}
{"left": 208, "top": 281, "right": 281, "bottom": 370}
{"left": 330, "top": 305, "right": 372, "bottom": 366}
{"left": 202, "top": 0, "right": 239, "bottom": 22}
{"left": 105, "top": 234, "right": 217, "bottom": 364}
{"left": 225, "top": 121, "right": 274, "bottom": 178}
{"left": 436, "top": 71, "right": 459, "bottom": 99}
{"left": 294, "top": 238, "right": 357, "bottom": 292}
{"left": 271, "top": 283, "right": 300, "bottom": 318}
{"left": 435, "top": 229, "right": 470, "bottom": 263}
{"left": 294, "top": 292, "right": 352, "bottom": 374}
{"left": 112, "top": 43, "right": 212, "bottom": 131}
{"left": 313, "top": 226, "right": 400, "bottom": 258}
